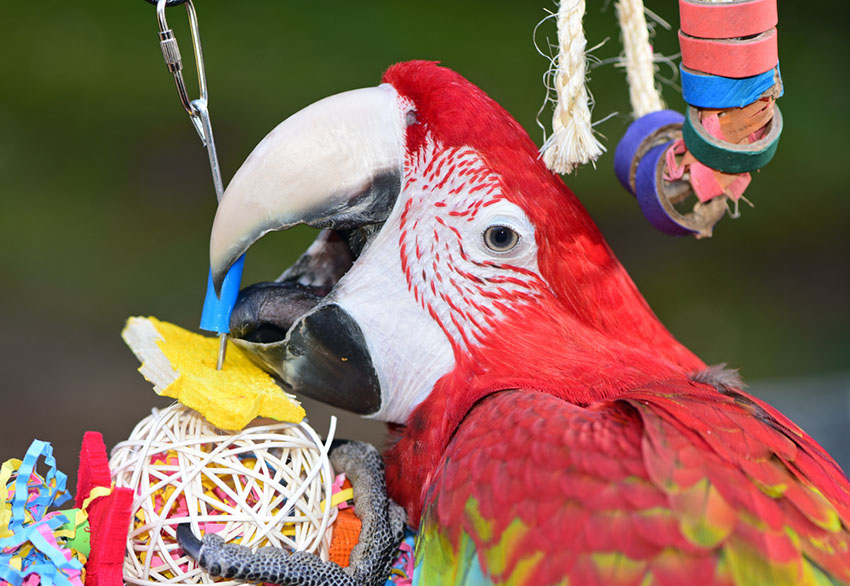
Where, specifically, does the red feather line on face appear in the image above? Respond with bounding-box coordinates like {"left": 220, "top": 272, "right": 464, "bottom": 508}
{"left": 384, "top": 60, "right": 704, "bottom": 375}
{"left": 398, "top": 137, "right": 547, "bottom": 357}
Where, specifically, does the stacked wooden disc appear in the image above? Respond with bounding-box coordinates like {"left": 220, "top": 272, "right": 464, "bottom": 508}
{"left": 615, "top": 0, "right": 783, "bottom": 237}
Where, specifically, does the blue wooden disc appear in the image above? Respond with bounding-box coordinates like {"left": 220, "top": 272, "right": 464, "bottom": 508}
{"left": 681, "top": 64, "right": 782, "bottom": 109}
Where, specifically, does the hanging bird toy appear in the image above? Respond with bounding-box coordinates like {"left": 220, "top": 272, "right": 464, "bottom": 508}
{"left": 543, "top": 0, "right": 783, "bottom": 237}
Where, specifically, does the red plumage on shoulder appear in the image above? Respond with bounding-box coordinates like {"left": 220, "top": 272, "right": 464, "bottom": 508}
{"left": 412, "top": 382, "right": 850, "bottom": 585}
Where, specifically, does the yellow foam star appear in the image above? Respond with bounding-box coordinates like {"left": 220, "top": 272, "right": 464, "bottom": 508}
{"left": 122, "top": 316, "right": 305, "bottom": 430}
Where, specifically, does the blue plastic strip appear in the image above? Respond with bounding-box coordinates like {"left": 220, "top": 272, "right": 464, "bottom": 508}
{"left": 200, "top": 253, "right": 245, "bottom": 333}
{"left": 680, "top": 64, "right": 783, "bottom": 109}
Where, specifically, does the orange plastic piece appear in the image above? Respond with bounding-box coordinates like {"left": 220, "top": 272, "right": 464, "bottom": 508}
{"left": 328, "top": 480, "right": 361, "bottom": 567}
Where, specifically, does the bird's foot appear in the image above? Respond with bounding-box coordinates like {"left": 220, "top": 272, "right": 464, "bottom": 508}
{"left": 176, "top": 440, "right": 406, "bottom": 586}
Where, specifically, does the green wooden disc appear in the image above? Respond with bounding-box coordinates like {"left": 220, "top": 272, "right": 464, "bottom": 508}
{"left": 682, "top": 104, "right": 782, "bottom": 174}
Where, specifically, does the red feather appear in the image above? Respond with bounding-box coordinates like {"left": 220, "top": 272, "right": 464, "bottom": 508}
{"left": 375, "top": 62, "right": 850, "bottom": 584}
{"left": 409, "top": 387, "right": 850, "bottom": 584}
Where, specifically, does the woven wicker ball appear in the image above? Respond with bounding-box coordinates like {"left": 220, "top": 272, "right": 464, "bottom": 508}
{"left": 109, "top": 403, "right": 338, "bottom": 586}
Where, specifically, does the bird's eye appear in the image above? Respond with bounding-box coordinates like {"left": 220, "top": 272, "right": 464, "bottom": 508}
{"left": 483, "top": 225, "right": 520, "bottom": 252}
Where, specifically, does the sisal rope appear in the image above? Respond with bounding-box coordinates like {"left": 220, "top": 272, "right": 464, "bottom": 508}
{"left": 616, "top": 0, "right": 665, "bottom": 118}
{"left": 541, "top": 0, "right": 606, "bottom": 175}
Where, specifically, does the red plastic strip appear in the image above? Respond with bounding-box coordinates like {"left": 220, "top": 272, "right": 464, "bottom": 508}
{"left": 679, "top": 0, "right": 777, "bottom": 40}
{"left": 679, "top": 28, "right": 778, "bottom": 78}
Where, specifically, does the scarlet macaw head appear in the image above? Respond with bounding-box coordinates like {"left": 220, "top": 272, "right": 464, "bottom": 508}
{"left": 210, "top": 61, "right": 703, "bottom": 424}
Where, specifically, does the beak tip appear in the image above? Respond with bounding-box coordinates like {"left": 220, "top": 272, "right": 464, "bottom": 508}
{"left": 209, "top": 232, "right": 239, "bottom": 299}
{"left": 210, "top": 258, "right": 236, "bottom": 299}
{"left": 209, "top": 257, "right": 226, "bottom": 297}
{"left": 211, "top": 274, "right": 224, "bottom": 298}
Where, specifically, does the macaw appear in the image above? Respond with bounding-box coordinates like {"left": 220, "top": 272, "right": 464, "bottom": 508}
{"left": 177, "top": 61, "right": 850, "bottom": 585}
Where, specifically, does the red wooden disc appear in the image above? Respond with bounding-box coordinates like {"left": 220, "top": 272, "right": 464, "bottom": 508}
{"left": 679, "top": 28, "right": 778, "bottom": 79}
{"left": 679, "top": 0, "right": 778, "bottom": 40}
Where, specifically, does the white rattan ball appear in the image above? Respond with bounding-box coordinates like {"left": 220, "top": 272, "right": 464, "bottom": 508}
{"left": 109, "top": 403, "right": 337, "bottom": 586}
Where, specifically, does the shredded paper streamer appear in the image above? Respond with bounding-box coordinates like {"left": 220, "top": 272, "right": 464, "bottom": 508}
{"left": 385, "top": 528, "right": 416, "bottom": 585}
{"left": 0, "top": 441, "right": 87, "bottom": 586}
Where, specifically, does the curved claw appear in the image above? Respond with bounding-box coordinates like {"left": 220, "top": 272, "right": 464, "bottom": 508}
{"left": 175, "top": 523, "right": 202, "bottom": 560}
{"left": 329, "top": 441, "right": 406, "bottom": 584}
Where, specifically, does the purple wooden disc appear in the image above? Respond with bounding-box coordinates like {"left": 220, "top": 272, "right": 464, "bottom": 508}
{"left": 635, "top": 142, "right": 696, "bottom": 236}
{"left": 614, "top": 110, "right": 685, "bottom": 196}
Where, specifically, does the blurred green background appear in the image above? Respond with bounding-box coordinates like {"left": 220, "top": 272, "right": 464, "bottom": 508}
{"left": 1, "top": 2, "right": 848, "bottom": 481}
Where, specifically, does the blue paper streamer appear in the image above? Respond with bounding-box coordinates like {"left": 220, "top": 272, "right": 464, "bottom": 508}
{"left": 0, "top": 561, "right": 80, "bottom": 586}
{"left": 1, "top": 441, "right": 81, "bottom": 586}
{"left": 200, "top": 253, "right": 245, "bottom": 334}
{"left": 0, "top": 514, "right": 65, "bottom": 550}
{"left": 681, "top": 64, "right": 783, "bottom": 109}
{"left": 9, "top": 441, "right": 69, "bottom": 533}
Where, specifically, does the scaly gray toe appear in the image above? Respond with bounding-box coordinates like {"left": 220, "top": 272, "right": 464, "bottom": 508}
{"left": 330, "top": 441, "right": 406, "bottom": 586}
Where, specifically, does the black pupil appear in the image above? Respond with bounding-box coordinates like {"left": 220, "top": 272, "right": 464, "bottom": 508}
{"left": 487, "top": 226, "right": 516, "bottom": 250}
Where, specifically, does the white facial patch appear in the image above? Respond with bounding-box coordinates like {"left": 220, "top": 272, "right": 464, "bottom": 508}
{"left": 327, "top": 193, "right": 457, "bottom": 424}
{"left": 326, "top": 134, "right": 548, "bottom": 424}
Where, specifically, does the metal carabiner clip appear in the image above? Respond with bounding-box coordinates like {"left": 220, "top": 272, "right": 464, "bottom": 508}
{"left": 156, "top": 0, "right": 208, "bottom": 144}
{"left": 155, "top": 0, "right": 224, "bottom": 200}
{"left": 154, "top": 0, "right": 234, "bottom": 370}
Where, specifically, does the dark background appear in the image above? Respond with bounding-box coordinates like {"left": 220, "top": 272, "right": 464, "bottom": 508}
{"left": 1, "top": 2, "right": 848, "bottom": 486}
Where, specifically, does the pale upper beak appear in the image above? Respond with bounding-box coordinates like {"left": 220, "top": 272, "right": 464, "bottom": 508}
{"left": 209, "top": 83, "right": 407, "bottom": 293}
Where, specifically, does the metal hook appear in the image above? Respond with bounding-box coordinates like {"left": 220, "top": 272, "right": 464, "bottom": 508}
{"left": 152, "top": 0, "right": 235, "bottom": 369}
{"left": 156, "top": 0, "right": 208, "bottom": 142}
